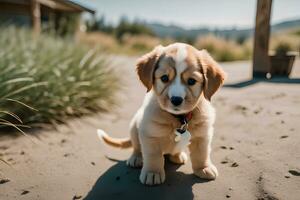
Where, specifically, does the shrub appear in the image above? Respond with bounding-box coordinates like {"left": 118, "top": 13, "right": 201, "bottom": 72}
{"left": 274, "top": 42, "right": 292, "bottom": 55}
{"left": 121, "top": 34, "right": 161, "bottom": 53}
{"left": 292, "top": 29, "right": 300, "bottom": 36}
{"left": 115, "top": 18, "right": 155, "bottom": 41}
{"left": 194, "top": 35, "right": 251, "bottom": 61}
{"left": 270, "top": 33, "right": 300, "bottom": 54}
{"left": 78, "top": 31, "right": 119, "bottom": 50}
{"left": 0, "top": 27, "right": 119, "bottom": 127}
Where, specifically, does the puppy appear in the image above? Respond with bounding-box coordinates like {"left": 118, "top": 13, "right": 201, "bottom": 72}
{"left": 98, "top": 43, "right": 226, "bottom": 185}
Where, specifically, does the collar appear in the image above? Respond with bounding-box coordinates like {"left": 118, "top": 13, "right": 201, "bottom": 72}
{"left": 173, "top": 111, "right": 193, "bottom": 125}
{"left": 172, "top": 111, "right": 193, "bottom": 133}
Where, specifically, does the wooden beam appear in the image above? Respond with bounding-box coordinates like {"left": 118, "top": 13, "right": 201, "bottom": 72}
{"left": 37, "top": 0, "right": 95, "bottom": 13}
{"left": 253, "top": 0, "right": 272, "bottom": 78}
{"left": 38, "top": 0, "right": 81, "bottom": 12}
{"left": 31, "top": 0, "right": 41, "bottom": 36}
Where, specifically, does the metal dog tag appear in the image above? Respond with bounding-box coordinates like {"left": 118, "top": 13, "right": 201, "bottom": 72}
{"left": 173, "top": 129, "right": 191, "bottom": 153}
{"left": 174, "top": 129, "right": 191, "bottom": 142}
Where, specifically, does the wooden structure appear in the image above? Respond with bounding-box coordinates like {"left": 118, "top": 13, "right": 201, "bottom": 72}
{"left": 253, "top": 0, "right": 272, "bottom": 78}
{"left": 0, "top": 0, "right": 95, "bottom": 35}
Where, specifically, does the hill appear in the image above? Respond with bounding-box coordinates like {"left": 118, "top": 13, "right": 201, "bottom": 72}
{"left": 146, "top": 18, "right": 300, "bottom": 40}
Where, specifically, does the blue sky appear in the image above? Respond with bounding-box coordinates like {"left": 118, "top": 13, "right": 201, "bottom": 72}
{"left": 76, "top": 0, "right": 300, "bottom": 28}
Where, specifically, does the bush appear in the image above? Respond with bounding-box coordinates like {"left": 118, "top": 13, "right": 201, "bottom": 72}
{"left": 194, "top": 35, "right": 251, "bottom": 61}
{"left": 270, "top": 33, "right": 300, "bottom": 54}
{"left": 292, "top": 29, "right": 300, "bottom": 36}
{"left": 121, "top": 34, "right": 161, "bottom": 53}
{"left": 274, "top": 42, "right": 292, "bottom": 55}
{"left": 0, "top": 27, "right": 119, "bottom": 127}
{"left": 115, "top": 18, "right": 155, "bottom": 41}
{"left": 85, "top": 16, "right": 114, "bottom": 34}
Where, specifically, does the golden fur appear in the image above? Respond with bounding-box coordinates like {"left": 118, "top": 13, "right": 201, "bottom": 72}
{"left": 98, "top": 43, "right": 226, "bottom": 185}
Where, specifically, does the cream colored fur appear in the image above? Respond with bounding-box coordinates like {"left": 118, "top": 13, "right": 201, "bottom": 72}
{"left": 98, "top": 43, "right": 226, "bottom": 185}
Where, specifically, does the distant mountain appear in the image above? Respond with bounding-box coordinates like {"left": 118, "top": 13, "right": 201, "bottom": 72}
{"left": 145, "top": 19, "right": 300, "bottom": 40}
{"left": 271, "top": 19, "right": 300, "bottom": 32}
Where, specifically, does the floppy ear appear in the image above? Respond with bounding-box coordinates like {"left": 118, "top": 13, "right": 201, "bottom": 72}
{"left": 136, "top": 45, "right": 164, "bottom": 92}
{"left": 198, "top": 50, "right": 227, "bottom": 101}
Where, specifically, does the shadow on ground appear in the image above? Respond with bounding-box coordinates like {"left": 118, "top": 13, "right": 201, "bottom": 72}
{"left": 224, "top": 77, "right": 300, "bottom": 88}
{"left": 84, "top": 160, "right": 209, "bottom": 200}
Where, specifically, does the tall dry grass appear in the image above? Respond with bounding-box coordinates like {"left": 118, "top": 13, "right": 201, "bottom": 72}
{"left": 79, "top": 31, "right": 251, "bottom": 61}
{"left": 78, "top": 31, "right": 165, "bottom": 55}
{"left": 194, "top": 35, "right": 252, "bottom": 61}
{"left": 79, "top": 28, "right": 300, "bottom": 62}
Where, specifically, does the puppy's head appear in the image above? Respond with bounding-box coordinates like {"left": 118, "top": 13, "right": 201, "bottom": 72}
{"left": 136, "top": 43, "right": 226, "bottom": 114}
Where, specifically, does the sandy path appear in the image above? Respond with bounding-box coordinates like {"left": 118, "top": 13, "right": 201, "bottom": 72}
{"left": 0, "top": 57, "right": 299, "bottom": 200}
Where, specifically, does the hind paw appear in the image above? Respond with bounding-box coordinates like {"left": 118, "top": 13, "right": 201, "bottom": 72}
{"left": 126, "top": 152, "right": 142, "bottom": 168}
{"left": 169, "top": 152, "right": 188, "bottom": 164}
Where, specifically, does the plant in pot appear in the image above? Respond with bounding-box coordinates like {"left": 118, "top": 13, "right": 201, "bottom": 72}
{"left": 269, "top": 42, "right": 296, "bottom": 77}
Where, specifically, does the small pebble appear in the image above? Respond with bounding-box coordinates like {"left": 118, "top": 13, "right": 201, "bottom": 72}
{"left": 220, "top": 146, "right": 227, "bottom": 149}
{"left": 231, "top": 162, "right": 239, "bottom": 167}
{"left": 21, "top": 190, "right": 29, "bottom": 195}
{"left": 280, "top": 135, "right": 288, "bottom": 139}
{"left": 288, "top": 170, "right": 300, "bottom": 176}
{"left": 91, "top": 162, "right": 95, "bottom": 166}
{"left": 229, "top": 147, "right": 234, "bottom": 150}
{"left": 73, "top": 195, "right": 82, "bottom": 200}
{"left": 285, "top": 175, "right": 290, "bottom": 179}
{"left": 254, "top": 110, "right": 260, "bottom": 114}
{"left": 20, "top": 151, "right": 25, "bottom": 155}
{"left": 0, "top": 178, "right": 10, "bottom": 184}
{"left": 0, "top": 146, "right": 9, "bottom": 150}
{"left": 275, "top": 111, "right": 282, "bottom": 115}
{"left": 226, "top": 195, "right": 231, "bottom": 198}
{"left": 221, "top": 161, "right": 228, "bottom": 164}
{"left": 61, "top": 139, "right": 67, "bottom": 143}
{"left": 116, "top": 176, "right": 120, "bottom": 181}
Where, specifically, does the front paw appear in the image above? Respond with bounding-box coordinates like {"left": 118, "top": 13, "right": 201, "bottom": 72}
{"left": 139, "top": 169, "right": 165, "bottom": 185}
{"left": 193, "top": 164, "right": 218, "bottom": 180}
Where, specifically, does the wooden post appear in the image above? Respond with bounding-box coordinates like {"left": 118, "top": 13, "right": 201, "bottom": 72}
{"left": 31, "top": 0, "right": 41, "bottom": 36}
{"left": 253, "top": 0, "right": 272, "bottom": 78}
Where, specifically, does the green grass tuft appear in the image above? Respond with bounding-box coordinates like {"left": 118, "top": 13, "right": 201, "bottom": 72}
{"left": 0, "top": 27, "right": 119, "bottom": 127}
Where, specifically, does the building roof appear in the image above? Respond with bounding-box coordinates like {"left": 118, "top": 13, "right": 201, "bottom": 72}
{"left": 55, "top": 0, "right": 95, "bottom": 14}
{"left": 0, "top": 0, "right": 96, "bottom": 14}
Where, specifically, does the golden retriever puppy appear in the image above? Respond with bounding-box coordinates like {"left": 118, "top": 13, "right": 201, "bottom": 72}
{"left": 98, "top": 43, "right": 226, "bottom": 185}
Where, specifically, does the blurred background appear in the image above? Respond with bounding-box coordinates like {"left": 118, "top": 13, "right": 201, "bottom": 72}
{"left": 77, "top": 0, "right": 300, "bottom": 60}
{"left": 0, "top": 0, "right": 299, "bottom": 127}
{"left": 0, "top": 1, "right": 300, "bottom": 200}
{"left": 1, "top": 0, "right": 300, "bottom": 60}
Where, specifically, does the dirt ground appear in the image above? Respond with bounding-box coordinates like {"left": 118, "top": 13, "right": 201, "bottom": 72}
{"left": 0, "top": 57, "right": 299, "bottom": 200}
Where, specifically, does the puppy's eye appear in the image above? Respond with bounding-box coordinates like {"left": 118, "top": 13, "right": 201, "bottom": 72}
{"left": 160, "top": 75, "right": 169, "bottom": 83}
{"left": 187, "top": 78, "right": 196, "bottom": 86}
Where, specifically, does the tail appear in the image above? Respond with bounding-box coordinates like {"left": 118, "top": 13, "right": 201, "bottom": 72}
{"left": 97, "top": 129, "right": 132, "bottom": 149}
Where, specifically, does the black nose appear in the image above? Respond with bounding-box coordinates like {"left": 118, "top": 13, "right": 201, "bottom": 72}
{"left": 170, "top": 96, "right": 183, "bottom": 106}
